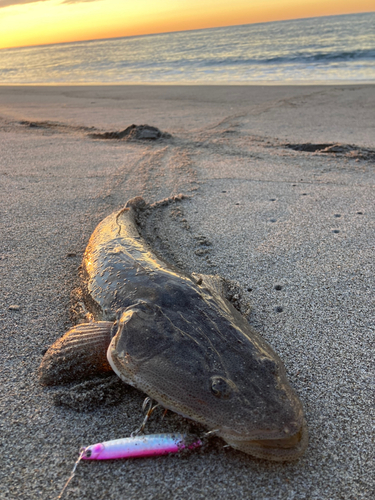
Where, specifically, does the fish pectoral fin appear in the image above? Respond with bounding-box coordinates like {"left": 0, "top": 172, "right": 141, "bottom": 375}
{"left": 192, "top": 273, "right": 226, "bottom": 297}
{"left": 192, "top": 273, "right": 251, "bottom": 316}
{"left": 39, "top": 321, "right": 114, "bottom": 386}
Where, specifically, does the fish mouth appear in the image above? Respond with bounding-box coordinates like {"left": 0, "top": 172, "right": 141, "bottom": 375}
{"left": 222, "top": 419, "right": 308, "bottom": 461}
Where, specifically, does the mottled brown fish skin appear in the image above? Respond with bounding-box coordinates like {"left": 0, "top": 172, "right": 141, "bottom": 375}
{"left": 39, "top": 196, "right": 308, "bottom": 461}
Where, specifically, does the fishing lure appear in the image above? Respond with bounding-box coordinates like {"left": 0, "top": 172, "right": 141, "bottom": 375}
{"left": 57, "top": 433, "right": 202, "bottom": 499}
{"left": 81, "top": 433, "right": 202, "bottom": 460}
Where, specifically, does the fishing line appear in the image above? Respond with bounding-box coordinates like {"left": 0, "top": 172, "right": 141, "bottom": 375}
{"left": 56, "top": 448, "right": 85, "bottom": 500}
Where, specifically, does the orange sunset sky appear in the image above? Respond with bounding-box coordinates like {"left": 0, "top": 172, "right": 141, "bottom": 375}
{"left": 0, "top": 0, "right": 374, "bottom": 50}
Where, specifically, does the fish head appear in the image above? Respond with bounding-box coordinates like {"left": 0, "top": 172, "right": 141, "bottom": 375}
{"left": 107, "top": 294, "right": 307, "bottom": 461}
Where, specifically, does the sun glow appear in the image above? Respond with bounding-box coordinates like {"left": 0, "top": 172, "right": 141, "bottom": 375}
{"left": 0, "top": 0, "right": 374, "bottom": 50}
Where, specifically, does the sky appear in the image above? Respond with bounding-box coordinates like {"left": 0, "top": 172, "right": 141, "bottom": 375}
{"left": 0, "top": 0, "right": 374, "bottom": 50}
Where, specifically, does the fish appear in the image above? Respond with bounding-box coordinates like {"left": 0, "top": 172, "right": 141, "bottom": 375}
{"left": 39, "top": 196, "right": 308, "bottom": 461}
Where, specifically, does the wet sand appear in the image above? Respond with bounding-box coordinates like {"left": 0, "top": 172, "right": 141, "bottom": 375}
{"left": 0, "top": 85, "right": 374, "bottom": 499}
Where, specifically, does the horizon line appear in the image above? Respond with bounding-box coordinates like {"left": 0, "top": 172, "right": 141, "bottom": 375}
{"left": 1, "top": 10, "right": 373, "bottom": 52}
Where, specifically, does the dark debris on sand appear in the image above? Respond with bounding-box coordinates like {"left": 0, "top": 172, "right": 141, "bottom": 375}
{"left": 285, "top": 142, "right": 375, "bottom": 161}
{"left": 90, "top": 124, "right": 172, "bottom": 141}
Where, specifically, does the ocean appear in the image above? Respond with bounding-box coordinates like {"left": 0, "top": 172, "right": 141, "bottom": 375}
{"left": 0, "top": 12, "right": 374, "bottom": 85}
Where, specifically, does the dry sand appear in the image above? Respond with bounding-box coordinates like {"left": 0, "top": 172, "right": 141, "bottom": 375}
{"left": 0, "top": 85, "right": 374, "bottom": 499}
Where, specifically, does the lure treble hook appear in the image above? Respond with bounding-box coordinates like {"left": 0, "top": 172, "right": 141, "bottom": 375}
{"left": 131, "top": 397, "right": 160, "bottom": 437}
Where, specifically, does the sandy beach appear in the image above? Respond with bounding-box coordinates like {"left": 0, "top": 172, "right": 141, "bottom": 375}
{"left": 0, "top": 84, "right": 374, "bottom": 499}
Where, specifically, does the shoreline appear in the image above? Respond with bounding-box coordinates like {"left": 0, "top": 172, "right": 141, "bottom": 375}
{"left": 1, "top": 81, "right": 375, "bottom": 86}
{"left": 1, "top": 84, "right": 374, "bottom": 499}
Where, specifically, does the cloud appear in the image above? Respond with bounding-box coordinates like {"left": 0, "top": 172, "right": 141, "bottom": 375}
{"left": 0, "top": 0, "right": 48, "bottom": 6}
{"left": 62, "top": 0, "right": 100, "bottom": 3}
{"left": 0, "top": 0, "right": 99, "bottom": 8}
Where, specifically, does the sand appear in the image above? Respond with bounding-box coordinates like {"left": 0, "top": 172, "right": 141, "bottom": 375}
{"left": 0, "top": 85, "right": 374, "bottom": 499}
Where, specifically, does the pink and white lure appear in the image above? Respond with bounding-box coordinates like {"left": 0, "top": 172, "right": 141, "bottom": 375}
{"left": 81, "top": 433, "right": 202, "bottom": 460}
{"left": 57, "top": 433, "right": 202, "bottom": 498}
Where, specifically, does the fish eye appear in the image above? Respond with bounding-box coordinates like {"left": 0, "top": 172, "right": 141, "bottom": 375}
{"left": 210, "top": 376, "right": 232, "bottom": 399}
{"left": 85, "top": 449, "right": 92, "bottom": 458}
